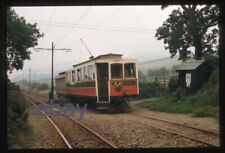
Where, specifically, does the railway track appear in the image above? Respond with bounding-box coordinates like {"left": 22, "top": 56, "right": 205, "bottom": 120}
{"left": 28, "top": 94, "right": 220, "bottom": 147}
{"left": 26, "top": 95, "right": 117, "bottom": 148}
{"left": 132, "top": 114, "right": 220, "bottom": 147}
{"left": 28, "top": 100, "right": 72, "bottom": 149}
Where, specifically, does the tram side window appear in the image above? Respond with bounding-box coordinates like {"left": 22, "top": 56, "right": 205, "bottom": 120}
{"left": 125, "top": 63, "right": 136, "bottom": 78}
{"left": 77, "top": 69, "right": 81, "bottom": 81}
{"left": 74, "top": 70, "right": 77, "bottom": 82}
{"left": 81, "top": 68, "right": 84, "bottom": 80}
{"left": 93, "top": 65, "right": 95, "bottom": 79}
{"left": 88, "top": 65, "right": 92, "bottom": 80}
{"left": 84, "top": 66, "right": 88, "bottom": 80}
{"left": 72, "top": 70, "right": 75, "bottom": 82}
{"left": 67, "top": 72, "right": 70, "bottom": 82}
{"left": 111, "top": 63, "right": 122, "bottom": 79}
{"left": 69, "top": 72, "right": 73, "bottom": 84}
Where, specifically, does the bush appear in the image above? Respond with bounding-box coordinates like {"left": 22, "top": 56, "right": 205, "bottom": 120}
{"left": 38, "top": 83, "right": 49, "bottom": 90}
{"left": 7, "top": 80, "right": 32, "bottom": 149}
{"left": 135, "top": 81, "right": 168, "bottom": 99}
{"left": 168, "top": 75, "right": 179, "bottom": 92}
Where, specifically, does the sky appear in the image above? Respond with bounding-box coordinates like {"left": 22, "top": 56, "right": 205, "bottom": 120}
{"left": 9, "top": 5, "right": 179, "bottom": 81}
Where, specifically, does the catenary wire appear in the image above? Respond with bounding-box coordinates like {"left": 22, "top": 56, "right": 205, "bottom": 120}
{"left": 55, "top": 6, "right": 92, "bottom": 47}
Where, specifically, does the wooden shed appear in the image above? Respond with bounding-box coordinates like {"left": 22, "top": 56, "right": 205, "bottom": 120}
{"left": 176, "top": 59, "right": 210, "bottom": 93}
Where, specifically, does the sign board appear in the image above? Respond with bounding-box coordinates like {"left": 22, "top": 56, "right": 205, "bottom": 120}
{"left": 186, "top": 73, "right": 191, "bottom": 87}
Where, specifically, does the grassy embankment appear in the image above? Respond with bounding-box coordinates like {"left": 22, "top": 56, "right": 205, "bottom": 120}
{"left": 137, "top": 68, "right": 219, "bottom": 118}
{"left": 7, "top": 81, "right": 33, "bottom": 149}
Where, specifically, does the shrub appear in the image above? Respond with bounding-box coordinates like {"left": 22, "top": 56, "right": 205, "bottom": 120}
{"left": 7, "top": 80, "right": 32, "bottom": 149}
{"left": 135, "top": 81, "right": 168, "bottom": 99}
{"left": 168, "top": 75, "right": 179, "bottom": 92}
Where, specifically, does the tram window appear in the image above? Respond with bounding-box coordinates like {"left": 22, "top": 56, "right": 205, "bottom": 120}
{"left": 84, "top": 66, "right": 88, "bottom": 80}
{"left": 77, "top": 69, "right": 81, "bottom": 81}
{"left": 67, "top": 72, "right": 70, "bottom": 82}
{"left": 74, "top": 70, "right": 77, "bottom": 82}
{"left": 69, "top": 72, "right": 72, "bottom": 83}
{"left": 72, "top": 70, "right": 75, "bottom": 82}
{"left": 125, "top": 63, "right": 136, "bottom": 78}
{"left": 111, "top": 63, "right": 122, "bottom": 79}
{"left": 93, "top": 65, "right": 95, "bottom": 79}
{"left": 81, "top": 68, "right": 84, "bottom": 80}
{"left": 88, "top": 65, "right": 92, "bottom": 80}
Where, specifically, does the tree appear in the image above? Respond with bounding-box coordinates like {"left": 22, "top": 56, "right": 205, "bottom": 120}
{"left": 6, "top": 8, "right": 43, "bottom": 72}
{"left": 138, "top": 70, "right": 146, "bottom": 82}
{"left": 39, "top": 83, "right": 49, "bottom": 90}
{"left": 155, "top": 5, "right": 219, "bottom": 61}
{"left": 159, "top": 67, "right": 169, "bottom": 76}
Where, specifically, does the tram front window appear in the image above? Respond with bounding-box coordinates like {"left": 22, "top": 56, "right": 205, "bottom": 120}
{"left": 125, "top": 63, "right": 136, "bottom": 78}
{"left": 111, "top": 63, "right": 122, "bottom": 79}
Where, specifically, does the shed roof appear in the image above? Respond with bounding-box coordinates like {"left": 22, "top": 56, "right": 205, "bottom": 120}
{"left": 176, "top": 59, "right": 205, "bottom": 71}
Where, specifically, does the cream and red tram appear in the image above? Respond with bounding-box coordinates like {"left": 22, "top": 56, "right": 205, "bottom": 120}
{"left": 55, "top": 53, "right": 139, "bottom": 108}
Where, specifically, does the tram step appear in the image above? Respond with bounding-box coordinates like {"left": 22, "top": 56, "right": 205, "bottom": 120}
{"left": 98, "top": 101, "right": 110, "bottom": 103}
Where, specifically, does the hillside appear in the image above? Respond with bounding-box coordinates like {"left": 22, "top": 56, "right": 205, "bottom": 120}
{"left": 138, "top": 56, "right": 181, "bottom": 74}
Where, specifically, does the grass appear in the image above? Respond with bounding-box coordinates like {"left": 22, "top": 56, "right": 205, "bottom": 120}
{"left": 137, "top": 94, "right": 219, "bottom": 117}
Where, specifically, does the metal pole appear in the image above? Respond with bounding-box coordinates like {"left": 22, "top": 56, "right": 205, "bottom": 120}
{"left": 50, "top": 42, "right": 54, "bottom": 101}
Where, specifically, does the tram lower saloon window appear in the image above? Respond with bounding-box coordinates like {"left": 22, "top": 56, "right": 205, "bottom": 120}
{"left": 111, "top": 64, "right": 122, "bottom": 79}
{"left": 125, "top": 63, "right": 135, "bottom": 78}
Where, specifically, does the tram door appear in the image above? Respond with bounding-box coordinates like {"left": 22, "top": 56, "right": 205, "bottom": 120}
{"left": 96, "top": 63, "right": 109, "bottom": 101}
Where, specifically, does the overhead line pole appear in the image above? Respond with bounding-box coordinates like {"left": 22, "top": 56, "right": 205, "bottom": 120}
{"left": 21, "top": 69, "right": 39, "bottom": 94}
{"left": 51, "top": 42, "right": 54, "bottom": 101}
{"left": 34, "top": 42, "right": 71, "bottom": 102}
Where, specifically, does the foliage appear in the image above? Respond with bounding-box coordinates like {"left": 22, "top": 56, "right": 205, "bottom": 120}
{"left": 147, "top": 67, "right": 170, "bottom": 78}
{"left": 141, "top": 65, "right": 179, "bottom": 82}
{"left": 168, "top": 75, "right": 179, "bottom": 92}
{"left": 32, "top": 82, "right": 50, "bottom": 91}
{"left": 7, "top": 7, "right": 43, "bottom": 72}
{"left": 192, "top": 106, "right": 219, "bottom": 117}
{"left": 134, "top": 81, "right": 168, "bottom": 100}
{"left": 138, "top": 70, "right": 146, "bottom": 82}
{"left": 155, "top": 5, "right": 219, "bottom": 61}
{"left": 137, "top": 67, "right": 219, "bottom": 117}
{"left": 7, "top": 80, "right": 32, "bottom": 148}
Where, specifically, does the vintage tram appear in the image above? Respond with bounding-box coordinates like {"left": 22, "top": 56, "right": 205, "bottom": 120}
{"left": 55, "top": 53, "right": 139, "bottom": 109}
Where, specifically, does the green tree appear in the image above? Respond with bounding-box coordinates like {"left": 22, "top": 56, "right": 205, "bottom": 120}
{"left": 38, "top": 83, "right": 49, "bottom": 90}
{"left": 155, "top": 5, "right": 219, "bottom": 61}
{"left": 138, "top": 70, "right": 146, "bottom": 81}
{"left": 159, "top": 67, "right": 169, "bottom": 76}
{"left": 7, "top": 8, "right": 43, "bottom": 72}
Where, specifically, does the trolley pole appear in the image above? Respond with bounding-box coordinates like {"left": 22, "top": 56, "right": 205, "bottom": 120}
{"left": 34, "top": 42, "right": 71, "bottom": 102}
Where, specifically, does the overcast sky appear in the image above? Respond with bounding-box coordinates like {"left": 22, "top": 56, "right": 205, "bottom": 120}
{"left": 9, "top": 5, "right": 179, "bottom": 81}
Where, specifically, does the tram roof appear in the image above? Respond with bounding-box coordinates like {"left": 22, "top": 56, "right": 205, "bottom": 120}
{"left": 73, "top": 53, "right": 123, "bottom": 67}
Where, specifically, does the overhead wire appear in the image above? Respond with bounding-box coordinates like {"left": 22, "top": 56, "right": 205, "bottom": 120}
{"left": 82, "top": 7, "right": 122, "bottom": 39}
{"left": 69, "top": 7, "right": 123, "bottom": 58}
{"left": 26, "top": 19, "right": 155, "bottom": 30}
{"left": 31, "top": 22, "right": 156, "bottom": 33}
{"left": 39, "top": 7, "right": 56, "bottom": 47}
{"left": 55, "top": 6, "right": 92, "bottom": 47}
{"left": 35, "top": 7, "right": 57, "bottom": 70}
